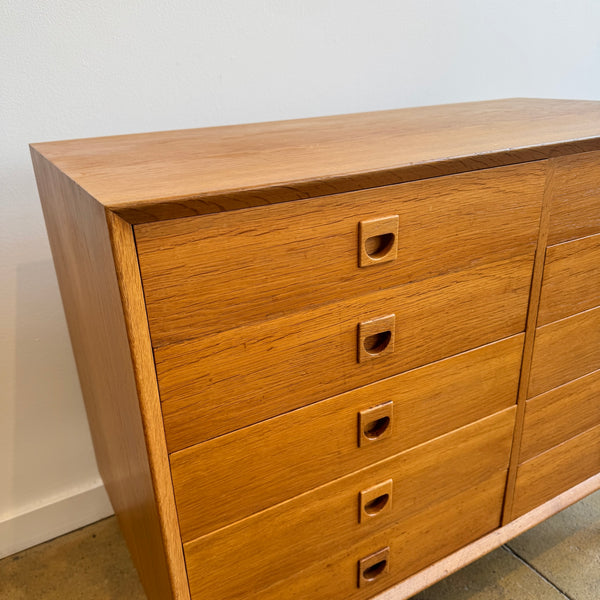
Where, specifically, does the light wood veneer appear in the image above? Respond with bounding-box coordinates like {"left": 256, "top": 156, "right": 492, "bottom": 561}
{"left": 537, "top": 233, "right": 600, "bottom": 325}
{"left": 31, "top": 98, "right": 600, "bottom": 223}
{"left": 520, "top": 370, "right": 600, "bottom": 462}
{"left": 183, "top": 409, "right": 515, "bottom": 598}
{"left": 135, "top": 163, "right": 543, "bottom": 345}
{"left": 547, "top": 150, "right": 600, "bottom": 245}
{"left": 507, "top": 139, "right": 600, "bottom": 523}
{"left": 170, "top": 336, "right": 523, "bottom": 537}
{"left": 248, "top": 473, "right": 509, "bottom": 600}
{"left": 30, "top": 153, "right": 189, "bottom": 600}
{"left": 159, "top": 255, "right": 531, "bottom": 450}
{"left": 528, "top": 306, "right": 600, "bottom": 398}
{"left": 31, "top": 99, "right": 600, "bottom": 600}
{"left": 512, "top": 425, "right": 600, "bottom": 518}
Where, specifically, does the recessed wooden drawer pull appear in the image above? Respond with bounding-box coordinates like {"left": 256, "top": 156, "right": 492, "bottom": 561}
{"left": 359, "top": 216, "right": 399, "bottom": 267}
{"left": 358, "top": 547, "right": 390, "bottom": 587}
{"left": 358, "top": 314, "right": 396, "bottom": 363}
{"left": 358, "top": 401, "right": 393, "bottom": 447}
{"left": 359, "top": 479, "right": 393, "bottom": 522}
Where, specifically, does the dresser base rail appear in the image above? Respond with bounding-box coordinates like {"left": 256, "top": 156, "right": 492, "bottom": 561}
{"left": 375, "top": 473, "right": 600, "bottom": 600}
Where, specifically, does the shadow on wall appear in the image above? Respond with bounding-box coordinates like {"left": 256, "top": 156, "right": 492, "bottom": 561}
{"left": 3, "top": 259, "right": 100, "bottom": 532}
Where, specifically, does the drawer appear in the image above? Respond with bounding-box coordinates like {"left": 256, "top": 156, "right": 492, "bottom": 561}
{"left": 520, "top": 369, "right": 600, "bottom": 462}
{"left": 178, "top": 408, "right": 515, "bottom": 600}
{"left": 538, "top": 233, "right": 600, "bottom": 325}
{"left": 160, "top": 255, "right": 532, "bottom": 450}
{"left": 182, "top": 409, "right": 514, "bottom": 598}
{"left": 135, "top": 163, "right": 544, "bottom": 346}
{"left": 512, "top": 423, "right": 600, "bottom": 518}
{"left": 249, "top": 472, "right": 507, "bottom": 600}
{"left": 171, "top": 336, "right": 522, "bottom": 537}
{"left": 548, "top": 151, "right": 600, "bottom": 245}
{"left": 528, "top": 305, "right": 600, "bottom": 398}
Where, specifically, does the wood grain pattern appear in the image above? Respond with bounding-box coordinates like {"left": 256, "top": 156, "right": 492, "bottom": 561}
{"left": 30, "top": 150, "right": 186, "bottom": 600}
{"left": 537, "top": 233, "right": 600, "bottom": 325}
{"left": 373, "top": 473, "right": 600, "bottom": 600}
{"left": 29, "top": 99, "right": 600, "bottom": 223}
{"left": 520, "top": 369, "right": 600, "bottom": 462}
{"left": 135, "top": 163, "right": 543, "bottom": 345}
{"left": 247, "top": 472, "right": 507, "bottom": 600}
{"left": 183, "top": 409, "right": 515, "bottom": 597}
{"left": 548, "top": 150, "right": 600, "bottom": 245}
{"left": 528, "top": 306, "right": 600, "bottom": 398}
{"left": 105, "top": 212, "right": 190, "bottom": 599}
{"left": 160, "top": 255, "right": 532, "bottom": 451}
{"left": 500, "top": 158, "right": 554, "bottom": 524}
{"left": 511, "top": 424, "right": 600, "bottom": 518}
{"left": 31, "top": 100, "right": 600, "bottom": 600}
{"left": 170, "top": 336, "right": 523, "bottom": 536}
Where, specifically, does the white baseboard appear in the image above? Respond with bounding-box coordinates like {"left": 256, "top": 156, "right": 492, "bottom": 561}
{"left": 0, "top": 482, "right": 114, "bottom": 559}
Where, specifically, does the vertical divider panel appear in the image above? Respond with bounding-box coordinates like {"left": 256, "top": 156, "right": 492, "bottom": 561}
{"left": 501, "top": 159, "right": 554, "bottom": 524}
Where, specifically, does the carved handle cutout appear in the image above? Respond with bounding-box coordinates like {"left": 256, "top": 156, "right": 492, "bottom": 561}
{"left": 358, "top": 547, "right": 390, "bottom": 587}
{"left": 359, "top": 479, "right": 393, "bottom": 522}
{"left": 364, "top": 416, "right": 390, "bottom": 440}
{"left": 358, "top": 402, "right": 393, "bottom": 447}
{"left": 359, "top": 216, "right": 399, "bottom": 267}
{"left": 358, "top": 314, "right": 396, "bottom": 363}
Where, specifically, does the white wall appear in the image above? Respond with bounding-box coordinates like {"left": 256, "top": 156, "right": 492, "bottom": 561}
{"left": 1, "top": 0, "right": 600, "bottom": 557}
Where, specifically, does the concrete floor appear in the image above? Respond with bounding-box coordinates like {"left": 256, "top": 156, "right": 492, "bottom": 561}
{"left": 1, "top": 491, "right": 598, "bottom": 599}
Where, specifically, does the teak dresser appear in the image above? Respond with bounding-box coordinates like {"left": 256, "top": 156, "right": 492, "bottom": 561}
{"left": 31, "top": 98, "right": 600, "bottom": 600}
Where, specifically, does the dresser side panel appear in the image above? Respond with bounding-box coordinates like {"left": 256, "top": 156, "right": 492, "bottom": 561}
{"left": 30, "top": 149, "right": 180, "bottom": 600}
{"left": 106, "top": 212, "right": 191, "bottom": 599}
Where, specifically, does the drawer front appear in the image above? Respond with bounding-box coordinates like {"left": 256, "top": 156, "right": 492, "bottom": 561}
{"left": 528, "top": 306, "right": 600, "bottom": 398}
{"left": 520, "top": 369, "right": 600, "bottom": 462}
{"left": 170, "top": 336, "right": 522, "bottom": 537}
{"left": 538, "top": 233, "right": 600, "bottom": 326}
{"left": 181, "top": 408, "right": 514, "bottom": 598}
{"left": 548, "top": 151, "right": 600, "bottom": 246}
{"left": 135, "top": 163, "right": 544, "bottom": 347}
{"left": 160, "top": 256, "right": 531, "bottom": 450}
{"left": 512, "top": 424, "right": 600, "bottom": 518}
{"left": 249, "top": 473, "right": 506, "bottom": 600}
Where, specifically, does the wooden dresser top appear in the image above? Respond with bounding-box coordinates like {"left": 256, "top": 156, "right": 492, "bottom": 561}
{"left": 30, "top": 98, "right": 600, "bottom": 223}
